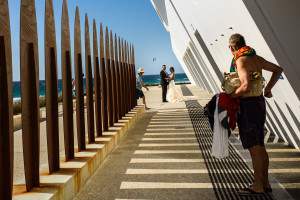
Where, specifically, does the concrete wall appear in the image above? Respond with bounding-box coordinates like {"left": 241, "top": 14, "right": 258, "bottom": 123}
{"left": 243, "top": 0, "right": 300, "bottom": 99}
{"left": 151, "top": 0, "right": 300, "bottom": 149}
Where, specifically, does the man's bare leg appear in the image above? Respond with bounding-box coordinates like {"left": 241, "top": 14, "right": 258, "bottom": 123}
{"left": 249, "top": 146, "right": 271, "bottom": 189}
{"left": 261, "top": 146, "right": 271, "bottom": 188}
{"left": 142, "top": 96, "right": 150, "bottom": 110}
{"left": 239, "top": 145, "right": 264, "bottom": 193}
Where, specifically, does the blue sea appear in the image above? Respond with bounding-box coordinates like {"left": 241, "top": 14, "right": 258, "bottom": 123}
{"left": 12, "top": 73, "right": 189, "bottom": 101}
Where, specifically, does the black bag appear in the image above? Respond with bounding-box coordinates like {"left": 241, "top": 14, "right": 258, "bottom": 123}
{"left": 204, "top": 95, "right": 217, "bottom": 117}
{"left": 204, "top": 94, "right": 218, "bottom": 131}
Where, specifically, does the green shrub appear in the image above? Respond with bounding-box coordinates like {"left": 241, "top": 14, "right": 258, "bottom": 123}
{"left": 13, "top": 101, "right": 22, "bottom": 115}
{"left": 58, "top": 93, "right": 63, "bottom": 103}
{"left": 39, "top": 97, "right": 46, "bottom": 108}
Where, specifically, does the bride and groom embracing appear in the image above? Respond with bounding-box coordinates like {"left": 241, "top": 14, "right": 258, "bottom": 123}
{"left": 160, "top": 65, "right": 197, "bottom": 103}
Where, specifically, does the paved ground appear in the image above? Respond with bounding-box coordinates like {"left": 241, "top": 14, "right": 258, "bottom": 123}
{"left": 74, "top": 85, "right": 300, "bottom": 200}
{"left": 12, "top": 84, "right": 300, "bottom": 199}
{"left": 13, "top": 103, "right": 84, "bottom": 183}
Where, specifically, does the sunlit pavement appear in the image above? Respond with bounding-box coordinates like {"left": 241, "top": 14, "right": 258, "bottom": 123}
{"left": 74, "top": 84, "right": 300, "bottom": 200}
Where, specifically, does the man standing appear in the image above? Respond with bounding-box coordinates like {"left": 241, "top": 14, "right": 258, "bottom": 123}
{"left": 136, "top": 68, "right": 150, "bottom": 110}
{"left": 229, "top": 34, "right": 283, "bottom": 196}
{"left": 160, "top": 65, "right": 169, "bottom": 102}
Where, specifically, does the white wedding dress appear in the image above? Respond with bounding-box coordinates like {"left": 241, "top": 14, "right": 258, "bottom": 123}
{"left": 166, "top": 78, "right": 197, "bottom": 103}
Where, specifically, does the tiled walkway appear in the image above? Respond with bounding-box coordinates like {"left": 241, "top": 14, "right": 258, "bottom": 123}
{"left": 75, "top": 85, "right": 299, "bottom": 200}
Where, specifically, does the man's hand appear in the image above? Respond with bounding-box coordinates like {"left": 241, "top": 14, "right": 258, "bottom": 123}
{"left": 264, "top": 86, "right": 273, "bottom": 98}
{"left": 146, "top": 87, "right": 149, "bottom": 91}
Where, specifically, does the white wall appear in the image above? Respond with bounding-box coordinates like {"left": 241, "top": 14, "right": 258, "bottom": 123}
{"left": 243, "top": 0, "right": 300, "bottom": 99}
{"left": 152, "top": 0, "right": 300, "bottom": 149}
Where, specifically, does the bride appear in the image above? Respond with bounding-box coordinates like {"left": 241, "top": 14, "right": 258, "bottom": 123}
{"left": 166, "top": 67, "right": 197, "bottom": 103}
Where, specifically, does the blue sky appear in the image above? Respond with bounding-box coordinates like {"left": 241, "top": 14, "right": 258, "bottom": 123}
{"left": 8, "top": 0, "right": 183, "bottom": 81}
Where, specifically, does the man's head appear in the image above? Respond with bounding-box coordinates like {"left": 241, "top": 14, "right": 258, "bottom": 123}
{"left": 229, "top": 33, "right": 246, "bottom": 55}
{"left": 162, "top": 65, "right": 166, "bottom": 71}
{"left": 137, "top": 68, "right": 145, "bottom": 75}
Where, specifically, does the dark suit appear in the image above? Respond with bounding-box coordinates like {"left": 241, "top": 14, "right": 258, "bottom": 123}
{"left": 160, "top": 70, "right": 169, "bottom": 102}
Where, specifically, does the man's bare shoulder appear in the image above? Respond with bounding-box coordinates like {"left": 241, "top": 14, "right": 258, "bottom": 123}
{"left": 237, "top": 55, "right": 265, "bottom": 73}
{"left": 256, "top": 55, "right": 283, "bottom": 73}
{"left": 236, "top": 56, "right": 251, "bottom": 69}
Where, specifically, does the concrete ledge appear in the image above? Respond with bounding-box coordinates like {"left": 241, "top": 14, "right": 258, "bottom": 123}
{"left": 12, "top": 105, "right": 145, "bottom": 200}
{"left": 13, "top": 110, "right": 43, "bottom": 129}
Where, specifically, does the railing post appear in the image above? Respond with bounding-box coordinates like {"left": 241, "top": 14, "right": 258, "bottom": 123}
{"left": 100, "top": 23, "right": 108, "bottom": 131}
{"left": 106, "top": 27, "right": 114, "bottom": 127}
{"left": 124, "top": 41, "right": 129, "bottom": 114}
{"left": 110, "top": 31, "right": 118, "bottom": 124}
{"left": 63, "top": 51, "right": 74, "bottom": 159}
{"left": 127, "top": 43, "right": 131, "bottom": 112}
{"left": 87, "top": 55, "right": 95, "bottom": 143}
{"left": 20, "top": 0, "right": 40, "bottom": 190}
{"left": 119, "top": 37, "right": 124, "bottom": 118}
{"left": 132, "top": 45, "right": 135, "bottom": 108}
{"left": 21, "top": 42, "right": 40, "bottom": 190}
{"left": 45, "top": 47, "right": 60, "bottom": 173}
{"left": 115, "top": 34, "right": 121, "bottom": 121}
{"left": 45, "top": 0, "right": 59, "bottom": 173}
{"left": 129, "top": 44, "right": 134, "bottom": 109}
{"left": 93, "top": 19, "right": 102, "bottom": 137}
{"left": 132, "top": 46, "right": 137, "bottom": 106}
{"left": 61, "top": 0, "right": 74, "bottom": 161}
{"left": 0, "top": 35, "right": 12, "bottom": 200}
{"left": 74, "top": 7, "right": 86, "bottom": 151}
{"left": 85, "top": 14, "right": 95, "bottom": 143}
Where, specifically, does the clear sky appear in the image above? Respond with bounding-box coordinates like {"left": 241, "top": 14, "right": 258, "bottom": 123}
{"left": 8, "top": 0, "right": 184, "bottom": 81}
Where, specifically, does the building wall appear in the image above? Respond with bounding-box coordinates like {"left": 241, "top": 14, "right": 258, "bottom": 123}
{"left": 151, "top": 0, "right": 300, "bottom": 149}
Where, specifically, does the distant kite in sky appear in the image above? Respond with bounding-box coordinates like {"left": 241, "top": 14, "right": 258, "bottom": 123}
{"left": 153, "top": 58, "right": 156, "bottom": 62}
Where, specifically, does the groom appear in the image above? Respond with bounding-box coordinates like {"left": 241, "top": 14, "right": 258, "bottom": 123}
{"left": 160, "top": 65, "right": 169, "bottom": 102}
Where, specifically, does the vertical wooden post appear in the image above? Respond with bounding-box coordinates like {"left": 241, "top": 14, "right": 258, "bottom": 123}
{"left": 45, "top": 0, "right": 59, "bottom": 173}
{"left": 20, "top": 0, "right": 40, "bottom": 191}
{"left": 132, "top": 46, "right": 137, "bottom": 106}
{"left": 105, "top": 27, "right": 113, "bottom": 127}
{"left": 127, "top": 42, "right": 131, "bottom": 112}
{"left": 93, "top": 19, "right": 102, "bottom": 137}
{"left": 110, "top": 31, "right": 118, "bottom": 124}
{"left": 115, "top": 34, "right": 121, "bottom": 121}
{"left": 132, "top": 45, "right": 135, "bottom": 108}
{"left": 124, "top": 41, "right": 129, "bottom": 113}
{"left": 0, "top": 36, "right": 12, "bottom": 199}
{"left": 22, "top": 43, "right": 40, "bottom": 190}
{"left": 127, "top": 43, "right": 131, "bottom": 110}
{"left": 61, "top": 0, "right": 74, "bottom": 160}
{"left": 74, "top": 7, "right": 85, "bottom": 151}
{"left": 100, "top": 23, "right": 108, "bottom": 131}
{"left": 85, "top": 14, "right": 95, "bottom": 143}
{"left": 119, "top": 37, "right": 124, "bottom": 118}
{"left": 129, "top": 44, "right": 133, "bottom": 109}
{"left": 121, "top": 39, "right": 127, "bottom": 115}
{"left": 0, "top": 0, "right": 13, "bottom": 198}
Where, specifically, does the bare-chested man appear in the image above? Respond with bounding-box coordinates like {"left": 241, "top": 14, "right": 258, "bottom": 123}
{"left": 229, "top": 34, "right": 283, "bottom": 196}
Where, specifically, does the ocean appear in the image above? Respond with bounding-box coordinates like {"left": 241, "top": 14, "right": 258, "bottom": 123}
{"left": 12, "top": 73, "right": 189, "bottom": 101}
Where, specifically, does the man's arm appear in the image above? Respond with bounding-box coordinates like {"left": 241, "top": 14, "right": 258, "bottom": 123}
{"left": 259, "top": 56, "right": 283, "bottom": 98}
{"left": 160, "top": 70, "right": 164, "bottom": 78}
{"left": 231, "top": 57, "right": 251, "bottom": 98}
{"left": 139, "top": 81, "right": 149, "bottom": 91}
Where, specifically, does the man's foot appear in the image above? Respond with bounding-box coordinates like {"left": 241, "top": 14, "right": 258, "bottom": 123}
{"left": 238, "top": 188, "right": 264, "bottom": 196}
{"left": 163, "top": 100, "right": 168, "bottom": 103}
{"left": 145, "top": 107, "right": 151, "bottom": 111}
{"left": 249, "top": 183, "right": 272, "bottom": 192}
